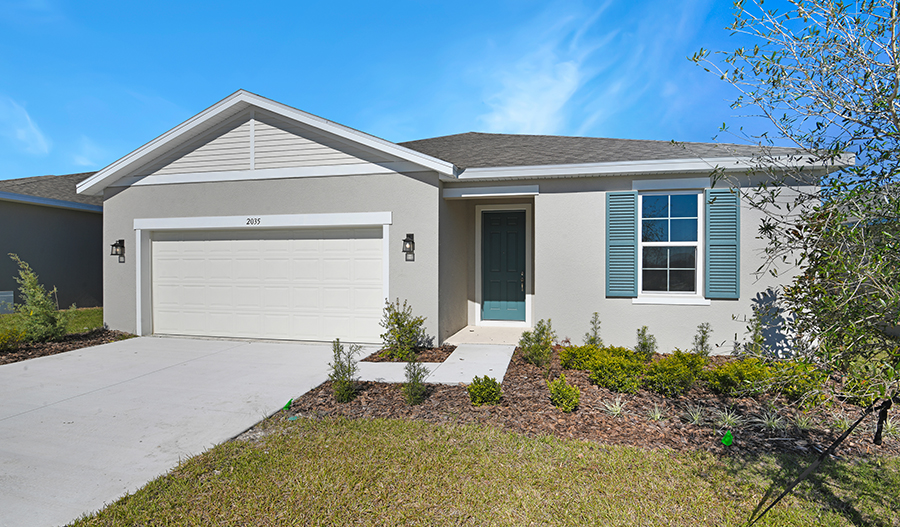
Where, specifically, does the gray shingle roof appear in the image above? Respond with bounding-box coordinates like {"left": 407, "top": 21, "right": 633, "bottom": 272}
{"left": 399, "top": 132, "right": 797, "bottom": 170}
{"left": 0, "top": 172, "right": 101, "bottom": 208}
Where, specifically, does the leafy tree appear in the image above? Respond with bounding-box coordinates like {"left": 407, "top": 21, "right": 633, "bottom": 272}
{"left": 692, "top": 0, "right": 900, "bottom": 405}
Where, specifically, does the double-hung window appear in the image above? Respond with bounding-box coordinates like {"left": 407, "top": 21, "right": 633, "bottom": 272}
{"left": 639, "top": 192, "right": 701, "bottom": 295}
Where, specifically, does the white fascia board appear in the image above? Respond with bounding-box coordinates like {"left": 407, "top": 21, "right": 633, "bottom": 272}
{"left": 443, "top": 185, "right": 539, "bottom": 199}
{"left": 0, "top": 191, "right": 102, "bottom": 213}
{"left": 455, "top": 155, "right": 851, "bottom": 181}
{"left": 110, "top": 162, "right": 427, "bottom": 188}
{"left": 79, "top": 90, "right": 456, "bottom": 196}
{"left": 134, "top": 211, "right": 392, "bottom": 231}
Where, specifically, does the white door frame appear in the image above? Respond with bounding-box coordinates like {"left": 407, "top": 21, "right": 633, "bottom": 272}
{"left": 474, "top": 204, "right": 533, "bottom": 327}
{"left": 133, "top": 211, "right": 392, "bottom": 336}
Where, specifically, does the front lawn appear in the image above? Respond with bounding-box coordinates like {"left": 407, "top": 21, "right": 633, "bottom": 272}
{"left": 71, "top": 417, "right": 900, "bottom": 526}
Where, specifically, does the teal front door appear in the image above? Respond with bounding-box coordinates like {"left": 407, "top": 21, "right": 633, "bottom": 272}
{"left": 482, "top": 210, "right": 526, "bottom": 321}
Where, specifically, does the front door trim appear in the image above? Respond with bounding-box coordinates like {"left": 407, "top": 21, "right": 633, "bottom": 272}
{"left": 474, "top": 204, "right": 532, "bottom": 328}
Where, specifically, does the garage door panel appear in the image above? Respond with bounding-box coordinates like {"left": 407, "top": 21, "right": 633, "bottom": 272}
{"left": 152, "top": 227, "right": 383, "bottom": 342}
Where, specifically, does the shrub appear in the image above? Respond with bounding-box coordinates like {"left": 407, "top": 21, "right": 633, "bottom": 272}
{"left": 518, "top": 319, "right": 556, "bottom": 367}
{"left": 692, "top": 322, "right": 713, "bottom": 357}
{"left": 769, "top": 360, "right": 827, "bottom": 403}
{"left": 704, "top": 358, "right": 770, "bottom": 396}
{"left": 9, "top": 254, "right": 74, "bottom": 343}
{"left": 583, "top": 312, "right": 603, "bottom": 347}
{"left": 403, "top": 360, "right": 430, "bottom": 405}
{"left": 328, "top": 339, "right": 360, "bottom": 403}
{"left": 468, "top": 375, "right": 502, "bottom": 406}
{"left": 0, "top": 326, "right": 24, "bottom": 353}
{"left": 559, "top": 344, "right": 602, "bottom": 370}
{"left": 379, "top": 298, "right": 426, "bottom": 360}
{"left": 589, "top": 350, "right": 645, "bottom": 394}
{"left": 548, "top": 373, "right": 580, "bottom": 412}
{"left": 634, "top": 326, "right": 657, "bottom": 362}
{"left": 644, "top": 349, "right": 705, "bottom": 397}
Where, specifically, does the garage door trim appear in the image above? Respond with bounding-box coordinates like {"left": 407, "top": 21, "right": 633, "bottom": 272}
{"left": 133, "top": 211, "right": 392, "bottom": 337}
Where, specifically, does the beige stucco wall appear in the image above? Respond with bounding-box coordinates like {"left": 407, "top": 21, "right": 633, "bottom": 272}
{"left": 0, "top": 200, "right": 102, "bottom": 308}
{"left": 102, "top": 170, "right": 442, "bottom": 342}
{"left": 437, "top": 198, "right": 469, "bottom": 342}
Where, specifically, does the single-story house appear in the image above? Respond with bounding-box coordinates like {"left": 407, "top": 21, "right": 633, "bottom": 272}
{"left": 0, "top": 172, "right": 103, "bottom": 313}
{"left": 77, "top": 90, "right": 824, "bottom": 352}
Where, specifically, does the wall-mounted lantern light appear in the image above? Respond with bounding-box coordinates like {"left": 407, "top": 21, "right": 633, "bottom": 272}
{"left": 402, "top": 233, "right": 415, "bottom": 261}
{"left": 110, "top": 239, "right": 125, "bottom": 263}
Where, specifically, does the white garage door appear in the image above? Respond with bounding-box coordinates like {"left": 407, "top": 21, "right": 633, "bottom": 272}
{"left": 151, "top": 228, "right": 383, "bottom": 342}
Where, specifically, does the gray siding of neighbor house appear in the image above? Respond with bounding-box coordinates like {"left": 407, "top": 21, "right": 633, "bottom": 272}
{"left": 0, "top": 200, "right": 103, "bottom": 308}
{"left": 102, "top": 171, "right": 442, "bottom": 342}
{"left": 529, "top": 176, "right": 789, "bottom": 354}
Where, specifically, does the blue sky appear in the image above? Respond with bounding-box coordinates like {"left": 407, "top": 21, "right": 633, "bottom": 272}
{"left": 0, "top": 0, "right": 778, "bottom": 181}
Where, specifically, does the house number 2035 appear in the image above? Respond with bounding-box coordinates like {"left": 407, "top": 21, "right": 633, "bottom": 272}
{"left": 246, "top": 217, "right": 261, "bottom": 225}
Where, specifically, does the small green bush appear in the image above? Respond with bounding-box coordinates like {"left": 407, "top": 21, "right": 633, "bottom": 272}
{"left": 0, "top": 325, "right": 24, "bottom": 353}
{"left": 634, "top": 326, "right": 657, "bottom": 362}
{"left": 589, "top": 351, "right": 645, "bottom": 394}
{"left": 559, "top": 344, "right": 602, "bottom": 370}
{"left": 583, "top": 312, "right": 603, "bottom": 347}
{"left": 328, "top": 339, "right": 360, "bottom": 403}
{"left": 468, "top": 375, "right": 502, "bottom": 406}
{"left": 692, "top": 322, "right": 713, "bottom": 357}
{"left": 548, "top": 373, "right": 580, "bottom": 412}
{"left": 379, "top": 298, "right": 426, "bottom": 360}
{"left": 518, "top": 319, "right": 556, "bottom": 367}
{"left": 403, "top": 360, "right": 430, "bottom": 405}
{"left": 9, "top": 254, "right": 75, "bottom": 343}
{"left": 644, "top": 349, "right": 706, "bottom": 397}
{"left": 769, "top": 360, "right": 827, "bottom": 403}
{"left": 704, "top": 358, "right": 770, "bottom": 396}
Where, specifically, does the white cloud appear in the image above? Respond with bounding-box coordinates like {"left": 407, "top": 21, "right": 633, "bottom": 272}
{"left": 72, "top": 135, "right": 106, "bottom": 167}
{"left": 0, "top": 96, "right": 51, "bottom": 155}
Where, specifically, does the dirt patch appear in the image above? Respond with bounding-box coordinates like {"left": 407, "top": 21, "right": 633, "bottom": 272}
{"left": 0, "top": 329, "right": 136, "bottom": 366}
{"left": 288, "top": 348, "right": 899, "bottom": 459}
{"left": 361, "top": 345, "right": 456, "bottom": 363}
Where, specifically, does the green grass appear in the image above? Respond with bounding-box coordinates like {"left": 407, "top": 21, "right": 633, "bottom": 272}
{"left": 0, "top": 307, "right": 103, "bottom": 334}
{"left": 71, "top": 417, "right": 900, "bottom": 526}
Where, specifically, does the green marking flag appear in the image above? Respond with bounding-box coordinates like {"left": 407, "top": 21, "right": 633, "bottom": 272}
{"left": 283, "top": 399, "right": 293, "bottom": 411}
{"left": 288, "top": 416, "right": 299, "bottom": 421}
{"left": 722, "top": 430, "right": 733, "bottom": 446}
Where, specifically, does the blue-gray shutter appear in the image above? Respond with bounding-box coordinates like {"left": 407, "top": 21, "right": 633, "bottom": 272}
{"left": 705, "top": 188, "right": 741, "bottom": 299}
{"left": 606, "top": 191, "right": 638, "bottom": 297}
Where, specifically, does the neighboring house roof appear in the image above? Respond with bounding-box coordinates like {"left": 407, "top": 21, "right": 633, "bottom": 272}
{"left": 0, "top": 172, "right": 102, "bottom": 212}
{"left": 399, "top": 132, "right": 800, "bottom": 170}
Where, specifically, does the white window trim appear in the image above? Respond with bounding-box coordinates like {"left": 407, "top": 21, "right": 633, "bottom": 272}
{"left": 634, "top": 191, "right": 711, "bottom": 306}
{"left": 473, "top": 204, "right": 533, "bottom": 328}
{"left": 133, "top": 211, "right": 392, "bottom": 336}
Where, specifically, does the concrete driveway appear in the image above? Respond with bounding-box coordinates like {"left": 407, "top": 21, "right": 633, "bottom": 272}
{"left": 0, "top": 336, "right": 341, "bottom": 527}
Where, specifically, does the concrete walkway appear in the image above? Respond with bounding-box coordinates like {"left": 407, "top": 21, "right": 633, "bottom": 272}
{"left": 357, "top": 344, "right": 516, "bottom": 384}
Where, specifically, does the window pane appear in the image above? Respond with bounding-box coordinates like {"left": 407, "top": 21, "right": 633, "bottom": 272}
{"left": 670, "top": 194, "right": 697, "bottom": 218}
{"left": 669, "top": 270, "right": 696, "bottom": 292}
{"left": 642, "top": 247, "right": 668, "bottom": 268}
{"left": 642, "top": 195, "right": 668, "bottom": 218}
{"left": 670, "top": 219, "right": 698, "bottom": 242}
{"left": 643, "top": 270, "right": 667, "bottom": 291}
{"left": 669, "top": 247, "right": 695, "bottom": 269}
{"left": 642, "top": 220, "right": 668, "bottom": 242}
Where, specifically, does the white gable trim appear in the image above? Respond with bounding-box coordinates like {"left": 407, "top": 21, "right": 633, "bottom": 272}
{"left": 443, "top": 185, "right": 539, "bottom": 199}
{"left": 77, "top": 90, "right": 456, "bottom": 196}
{"left": 0, "top": 191, "right": 102, "bottom": 213}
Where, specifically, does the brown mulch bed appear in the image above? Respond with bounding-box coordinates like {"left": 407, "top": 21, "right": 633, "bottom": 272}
{"left": 361, "top": 345, "right": 456, "bottom": 363}
{"left": 0, "top": 329, "right": 135, "bottom": 366}
{"left": 288, "top": 347, "right": 900, "bottom": 459}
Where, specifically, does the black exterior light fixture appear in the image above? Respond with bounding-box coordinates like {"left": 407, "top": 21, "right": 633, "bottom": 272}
{"left": 110, "top": 239, "right": 125, "bottom": 263}
{"left": 402, "top": 233, "right": 415, "bottom": 261}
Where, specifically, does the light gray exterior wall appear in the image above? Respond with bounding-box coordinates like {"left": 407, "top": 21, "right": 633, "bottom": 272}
{"left": 102, "top": 171, "right": 441, "bottom": 341}
{"left": 530, "top": 176, "right": 788, "bottom": 354}
{"left": 437, "top": 198, "right": 469, "bottom": 342}
{"left": 0, "top": 200, "right": 103, "bottom": 308}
